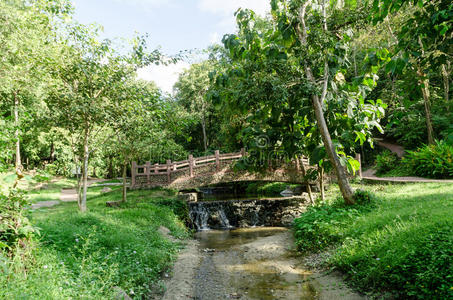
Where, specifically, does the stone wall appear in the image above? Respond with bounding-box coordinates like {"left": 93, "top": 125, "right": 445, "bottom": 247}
{"left": 188, "top": 196, "right": 309, "bottom": 230}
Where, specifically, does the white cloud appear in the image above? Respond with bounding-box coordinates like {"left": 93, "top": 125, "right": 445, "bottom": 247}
{"left": 111, "top": 0, "right": 178, "bottom": 11}
{"left": 137, "top": 61, "right": 190, "bottom": 94}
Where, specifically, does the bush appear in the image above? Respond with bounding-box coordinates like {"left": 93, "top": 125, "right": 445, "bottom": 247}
{"left": 293, "top": 193, "right": 376, "bottom": 253}
{"left": 246, "top": 182, "right": 300, "bottom": 196}
{"left": 404, "top": 141, "right": 453, "bottom": 178}
{"left": 294, "top": 183, "right": 453, "bottom": 299}
{"left": 375, "top": 150, "right": 400, "bottom": 174}
{"left": 0, "top": 189, "right": 37, "bottom": 253}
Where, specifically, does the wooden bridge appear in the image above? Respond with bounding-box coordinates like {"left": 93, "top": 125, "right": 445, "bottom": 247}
{"left": 131, "top": 149, "right": 312, "bottom": 190}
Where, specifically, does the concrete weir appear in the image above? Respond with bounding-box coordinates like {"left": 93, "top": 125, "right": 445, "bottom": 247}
{"left": 188, "top": 196, "right": 310, "bottom": 230}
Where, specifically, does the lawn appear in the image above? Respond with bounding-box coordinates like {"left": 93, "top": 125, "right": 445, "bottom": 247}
{"left": 1, "top": 185, "right": 190, "bottom": 299}
{"left": 294, "top": 182, "right": 453, "bottom": 299}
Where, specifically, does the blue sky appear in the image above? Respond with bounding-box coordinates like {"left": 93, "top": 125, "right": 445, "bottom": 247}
{"left": 72, "top": 0, "right": 270, "bottom": 93}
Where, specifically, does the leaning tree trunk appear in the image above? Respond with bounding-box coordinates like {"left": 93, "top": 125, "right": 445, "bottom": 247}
{"left": 296, "top": 1, "right": 355, "bottom": 205}
{"left": 122, "top": 161, "right": 127, "bottom": 202}
{"left": 311, "top": 92, "right": 355, "bottom": 204}
{"left": 13, "top": 91, "right": 21, "bottom": 173}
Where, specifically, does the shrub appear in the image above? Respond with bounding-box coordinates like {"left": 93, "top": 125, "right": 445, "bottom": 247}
{"left": 246, "top": 182, "right": 300, "bottom": 196}
{"left": 293, "top": 194, "right": 376, "bottom": 253}
{"left": 0, "top": 189, "right": 37, "bottom": 254}
{"left": 353, "top": 189, "right": 377, "bottom": 205}
{"left": 404, "top": 141, "right": 453, "bottom": 178}
{"left": 375, "top": 150, "right": 400, "bottom": 174}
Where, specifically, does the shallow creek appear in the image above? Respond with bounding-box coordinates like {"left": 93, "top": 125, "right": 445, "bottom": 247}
{"left": 191, "top": 227, "right": 363, "bottom": 300}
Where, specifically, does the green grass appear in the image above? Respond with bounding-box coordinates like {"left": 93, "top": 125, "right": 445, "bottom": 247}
{"left": 293, "top": 183, "right": 453, "bottom": 299}
{"left": 1, "top": 186, "right": 190, "bottom": 299}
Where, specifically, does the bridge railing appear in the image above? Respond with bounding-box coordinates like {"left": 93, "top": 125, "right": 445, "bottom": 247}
{"left": 131, "top": 149, "right": 247, "bottom": 188}
{"left": 130, "top": 149, "right": 314, "bottom": 189}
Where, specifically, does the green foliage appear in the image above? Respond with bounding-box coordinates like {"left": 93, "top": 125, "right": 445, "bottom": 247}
{"left": 375, "top": 150, "right": 400, "bottom": 174}
{"left": 1, "top": 186, "right": 189, "bottom": 299}
{"left": 0, "top": 189, "right": 37, "bottom": 252}
{"left": 294, "top": 183, "right": 453, "bottom": 299}
{"left": 293, "top": 191, "right": 376, "bottom": 253}
{"left": 404, "top": 141, "right": 453, "bottom": 178}
{"left": 245, "top": 182, "right": 300, "bottom": 196}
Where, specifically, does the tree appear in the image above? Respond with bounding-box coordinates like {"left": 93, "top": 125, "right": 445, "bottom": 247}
{"left": 219, "top": 3, "right": 386, "bottom": 204}
{"left": 109, "top": 80, "right": 161, "bottom": 202}
{"left": 174, "top": 61, "right": 215, "bottom": 153}
{"left": 0, "top": 0, "right": 71, "bottom": 174}
{"left": 46, "top": 24, "right": 138, "bottom": 212}
{"left": 372, "top": 0, "right": 453, "bottom": 144}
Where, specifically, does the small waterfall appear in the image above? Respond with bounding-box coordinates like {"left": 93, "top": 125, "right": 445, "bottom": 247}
{"left": 250, "top": 210, "right": 259, "bottom": 227}
{"left": 218, "top": 206, "right": 232, "bottom": 229}
{"left": 190, "top": 203, "right": 210, "bottom": 231}
{"left": 187, "top": 196, "right": 307, "bottom": 230}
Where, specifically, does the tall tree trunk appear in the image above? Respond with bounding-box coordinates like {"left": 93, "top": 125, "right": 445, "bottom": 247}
{"left": 79, "top": 128, "right": 89, "bottom": 212}
{"left": 13, "top": 91, "right": 21, "bottom": 172}
{"left": 201, "top": 117, "right": 208, "bottom": 153}
{"left": 442, "top": 63, "right": 450, "bottom": 110}
{"left": 122, "top": 161, "right": 127, "bottom": 202}
{"left": 296, "top": 1, "right": 355, "bottom": 205}
{"left": 418, "top": 69, "right": 435, "bottom": 145}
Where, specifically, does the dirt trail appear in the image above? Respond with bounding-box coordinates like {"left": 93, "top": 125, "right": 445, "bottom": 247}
{"left": 31, "top": 178, "right": 107, "bottom": 210}
{"left": 376, "top": 139, "right": 405, "bottom": 158}
{"left": 162, "top": 228, "right": 365, "bottom": 300}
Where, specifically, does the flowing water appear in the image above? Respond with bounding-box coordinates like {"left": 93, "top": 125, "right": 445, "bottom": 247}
{"left": 178, "top": 186, "right": 364, "bottom": 300}
{"left": 193, "top": 228, "right": 319, "bottom": 300}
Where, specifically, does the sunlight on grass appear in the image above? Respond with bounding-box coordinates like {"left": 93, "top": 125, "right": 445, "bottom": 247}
{"left": 294, "top": 182, "right": 453, "bottom": 299}
{"left": 1, "top": 186, "right": 189, "bottom": 299}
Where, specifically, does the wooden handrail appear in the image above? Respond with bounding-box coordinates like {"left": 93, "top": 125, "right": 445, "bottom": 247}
{"left": 131, "top": 148, "right": 310, "bottom": 187}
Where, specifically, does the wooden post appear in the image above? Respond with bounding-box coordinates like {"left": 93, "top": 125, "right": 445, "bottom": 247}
{"left": 215, "top": 150, "right": 220, "bottom": 172}
{"left": 240, "top": 148, "right": 246, "bottom": 157}
{"left": 355, "top": 153, "right": 362, "bottom": 179}
{"left": 189, "top": 154, "right": 194, "bottom": 177}
{"left": 145, "top": 161, "right": 151, "bottom": 186}
{"left": 131, "top": 161, "right": 137, "bottom": 188}
{"left": 154, "top": 163, "right": 159, "bottom": 173}
{"left": 166, "top": 160, "right": 171, "bottom": 183}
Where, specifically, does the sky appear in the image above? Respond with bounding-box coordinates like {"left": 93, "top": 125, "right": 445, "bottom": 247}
{"left": 72, "top": 0, "right": 270, "bottom": 93}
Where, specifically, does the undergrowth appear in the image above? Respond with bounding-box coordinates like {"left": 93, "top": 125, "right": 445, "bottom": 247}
{"left": 0, "top": 186, "right": 189, "bottom": 299}
{"left": 293, "top": 183, "right": 453, "bottom": 299}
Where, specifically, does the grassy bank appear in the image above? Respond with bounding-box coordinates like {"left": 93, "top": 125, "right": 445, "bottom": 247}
{"left": 294, "top": 182, "right": 453, "bottom": 299}
{"left": 1, "top": 186, "right": 189, "bottom": 299}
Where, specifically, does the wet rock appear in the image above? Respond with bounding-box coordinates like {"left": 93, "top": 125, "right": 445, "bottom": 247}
{"left": 189, "top": 196, "right": 310, "bottom": 229}
{"left": 178, "top": 192, "right": 198, "bottom": 202}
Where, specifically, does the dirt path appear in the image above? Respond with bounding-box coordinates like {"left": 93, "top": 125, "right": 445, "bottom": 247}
{"left": 162, "top": 228, "right": 365, "bottom": 300}
{"left": 376, "top": 139, "right": 405, "bottom": 158}
{"left": 363, "top": 140, "right": 453, "bottom": 183}
{"left": 31, "top": 178, "right": 108, "bottom": 210}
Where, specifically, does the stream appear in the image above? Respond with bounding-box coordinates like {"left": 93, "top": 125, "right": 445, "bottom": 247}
{"left": 194, "top": 227, "right": 318, "bottom": 300}
{"left": 162, "top": 186, "right": 365, "bottom": 300}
